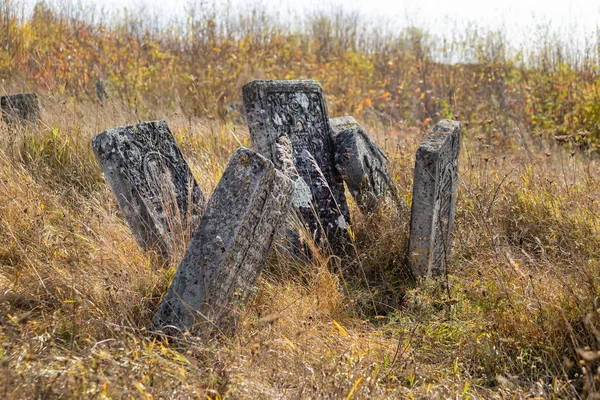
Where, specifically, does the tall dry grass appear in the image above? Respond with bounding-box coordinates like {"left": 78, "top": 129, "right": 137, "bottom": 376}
{"left": 1, "top": 0, "right": 599, "bottom": 145}
{"left": 0, "top": 90, "right": 597, "bottom": 398}
{"left": 0, "top": 0, "right": 599, "bottom": 398}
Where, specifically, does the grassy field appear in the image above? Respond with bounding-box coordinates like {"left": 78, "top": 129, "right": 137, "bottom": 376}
{"left": 1, "top": 1, "right": 600, "bottom": 398}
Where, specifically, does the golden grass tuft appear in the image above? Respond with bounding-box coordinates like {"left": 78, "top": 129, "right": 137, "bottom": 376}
{"left": 0, "top": 91, "right": 599, "bottom": 398}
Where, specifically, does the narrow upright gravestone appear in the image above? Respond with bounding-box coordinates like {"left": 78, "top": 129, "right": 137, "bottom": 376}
{"left": 152, "top": 147, "right": 294, "bottom": 335}
{"left": 92, "top": 120, "right": 205, "bottom": 258}
{"left": 408, "top": 119, "right": 461, "bottom": 277}
{"left": 330, "top": 116, "right": 397, "bottom": 213}
{"left": 0, "top": 93, "right": 40, "bottom": 124}
{"left": 243, "top": 80, "right": 350, "bottom": 248}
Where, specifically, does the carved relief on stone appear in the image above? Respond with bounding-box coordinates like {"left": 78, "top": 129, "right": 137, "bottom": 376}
{"left": 408, "top": 119, "right": 461, "bottom": 277}
{"left": 92, "top": 120, "right": 205, "bottom": 258}
{"left": 243, "top": 80, "right": 350, "bottom": 251}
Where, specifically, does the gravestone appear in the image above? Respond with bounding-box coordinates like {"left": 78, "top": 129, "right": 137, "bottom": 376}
{"left": 274, "top": 135, "right": 348, "bottom": 247}
{"left": 152, "top": 147, "right": 294, "bottom": 335}
{"left": 96, "top": 79, "right": 108, "bottom": 103}
{"left": 330, "top": 116, "right": 397, "bottom": 213}
{"left": 92, "top": 120, "right": 205, "bottom": 258}
{"left": 0, "top": 93, "right": 40, "bottom": 124}
{"left": 295, "top": 149, "right": 348, "bottom": 240}
{"left": 408, "top": 119, "right": 461, "bottom": 277}
{"left": 274, "top": 135, "right": 313, "bottom": 256}
{"left": 243, "top": 80, "right": 350, "bottom": 249}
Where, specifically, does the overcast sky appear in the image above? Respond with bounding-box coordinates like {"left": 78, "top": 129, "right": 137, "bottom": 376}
{"left": 89, "top": 0, "right": 599, "bottom": 27}
{"left": 26, "top": 0, "right": 600, "bottom": 52}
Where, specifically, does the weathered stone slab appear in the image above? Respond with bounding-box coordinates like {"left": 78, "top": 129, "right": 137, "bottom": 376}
{"left": 295, "top": 149, "right": 348, "bottom": 241}
{"left": 243, "top": 80, "right": 350, "bottom": 249}
{"left": 91, "top": 120, "right": 205, "bottom": 258}
{"left": 152, "top": 147, "right": 294, "bottom": 335}
{"left": 275, "top": 136, "right": 347, "bottom": 243}
{"left": 408, "top": 119, "right": 461, "bottom": 277}
{"left": 330, "top": 116, "right": 397, "bottom": 213}
{"left": 0, "top": 93, "right": 39, "bottom": 124}
{"left": 273, "top": 136, "right": 313, "bottom": 257}
{"left": 96, "top": 79, "right": 108, "bottom": 103}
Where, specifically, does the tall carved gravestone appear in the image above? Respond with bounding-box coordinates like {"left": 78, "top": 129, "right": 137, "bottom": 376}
{"left": 0, "top": 93, "right": 40, "bottom": 124}
{"left": 330, "top": 116, "right": 397, "bottom": 213}
{"left": 152, "top": 147, "right": 294, "bottom": 335}
{"left": 273, "top": 136, "right": 316, "bottom": 256}
{"left": 92, "top": 120, "right": 205, "bottom": 258}
{"left": 408, "top": 119, "right": 461, "bottom": 277}
{"left": 242, "top": 80, "right": 350, "bottom": 249}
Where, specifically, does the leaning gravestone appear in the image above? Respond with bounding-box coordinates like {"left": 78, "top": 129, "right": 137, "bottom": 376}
{"left": 274, "top": 135, "right": 314, "bottom": 256}
{"left": 295, "top": 148, "right": 349, "bottom": 238}
{"left": 152, "top": 147, "right": 294, "bottom": 335}
{"left": 408, "top": 119, "right": 461, "bottom": 277}
{"left": 274, "top": 136, "right": 348, "bottom": 247}
{"left": 92, "top": 120, "right": 205, "bottom": 258}
{"left": 0, "top": 93, "right": 40, "bottom": 124}
{"left": 243, "top": 80, "right": 350, "bottom": 249}
{"left": 330, "top": 116, "right": 397, "bottom": 213}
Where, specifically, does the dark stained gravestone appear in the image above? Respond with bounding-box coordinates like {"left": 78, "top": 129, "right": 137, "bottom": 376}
{"left": 295, "top": 148, "right": 348, "bottom": 239}
{"left": 330, "top": 116, "right": 397, "bottom": 213}
{"left": 92, "top": 120, "right": 205, "bottom": 258}
{"left": 273, "top": 135, "right": 314, "bottom": 257}
{"left": 274, "top": 136, "right": 348, "bottom": 246}
{"left": 243, "top": 80, "right": 350, "bottom": 249}
{"left": 408, "top": 119, "right": 461, "bottom": 277}
{"left": 152, "top": 147, "right": 294, "bottom": 335}
{"left": 0, "top": 93, "right": 40, "bottom": 124}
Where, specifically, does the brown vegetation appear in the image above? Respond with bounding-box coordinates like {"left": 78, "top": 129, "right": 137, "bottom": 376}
{"left": 1, "top": 0, "right": 600, "bottom": 398}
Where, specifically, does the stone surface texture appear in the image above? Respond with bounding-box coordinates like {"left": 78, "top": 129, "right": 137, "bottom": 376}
{"left": 1, "top": 93, "right": 40, "bottom": 124}
{"left": 295, "top": 149, "right": 348, "bottom": 239}
{"left": 408, "top": 119, "right": 461, "bottom": 277}
{"left": 243, "top": 80, "right": 350, "bottom": 248}
{"left": 152, "top": 147, "right": 294, "bottom": 335}
{"left": 91, "top": 120, "right": 205, "bottom": 257}
{"left": 274, "top": 136, "right": 312, "bottom": 256}
{"left": 330, "top": 116, "right": 396, "bottom": 213}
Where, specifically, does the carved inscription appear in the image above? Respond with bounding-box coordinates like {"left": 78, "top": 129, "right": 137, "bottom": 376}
{"left": 92, "top": 120, "right": 205, "bottom": 258}
{"left": 408, "top": 119, "right": 461, "bottom": 277}
{"left": 432, "top": 162, "right": 456, "bottom": 271}
{"left": 330, "top": 116, "right": 397, "bottom": 213}
{"left": 243, "top": 80, "right": 350, "bottom": 250}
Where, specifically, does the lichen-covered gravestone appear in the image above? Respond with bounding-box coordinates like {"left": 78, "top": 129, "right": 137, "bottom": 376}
{"left": 408, "top": 119, "right": 461, "bottom": 277}
{"left": 152, "top": 147, "right": 294, "bottom": 335}
{"left": 273, "top": 136, "right": 314, "bottom": 256}
{"left": 92, "top": 120, "right": 205, "bottom": 258}
{"left": 330, "top": 116, "right": 397, "bottom": 213}
{"left": 243, "top": 80, "right": 350, "bottom": 249}
{"left": 0, "top": 93, "right": 40, "bottom": 124}
{"left": 274, "top": 136, "right": 347, "bottom": 248}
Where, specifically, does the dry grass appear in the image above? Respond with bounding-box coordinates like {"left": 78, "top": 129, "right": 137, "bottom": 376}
{"left": 0, "top": 92, "right": 598, "bottom": 398}
{"left": 2, "top": 0, "right": 600, "bottom": 146}
{"left": 1, "top": 2, "right": 599, "bottom": 397}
